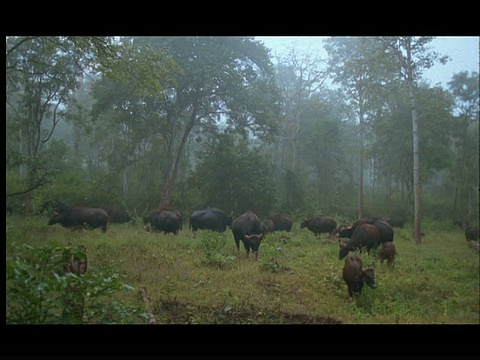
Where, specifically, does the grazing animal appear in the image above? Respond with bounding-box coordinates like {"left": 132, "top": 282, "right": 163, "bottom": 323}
{"left": 465, "top": 226, "right": 479, "bottom": 241}
{"left": 231, "top": 210, "right": 265, "bottom": 259}
{"left": 150, "top": 210, "right": 182, "bottom": 235}
{"left": 144, "top": 209, "right": 182, "bottom": 226}
{"left": 262, "top": 219, "right": 275, "bottom": 233}
{"left": 342, "top": 254, "right": 376, "bottom": 298}
{"left": 300, "top": 216, "right": 337, "bottom": 236}
{"left": 48, "top": 207, "right": 108, "bottom": 232}
{"left": 189, "top": 207, "right": 232, "bottom": 232}
{"left": 103, "top": 207, "right": 131, "bottom": 224}
{"left": 335, "top": 222, "right": 351, "bottom": 238}
{"left": 377, "top": 242, "right": 397, "bottom": 267}
{"left": 41, "top": 199, "right": 71, "bottom": 214}
{"left": 384, "top": 215, "right": 405, "bottom": 228}
{"left": 339, "top": 223, "right": 380, "bottom": 260}
{"left": 372, "top": 219, "right": 394, "bottom": 245}
{"left": 143, "top": 211, "right": 160, "bottom": 226}
{"left": 336, "top": 217, "right": 376, "bottom": 238}
{"left": 262, "top": 215, "right": 293, "bottom": 233}
{"left": 337, "top": 217, "right": 393, "bottom": 245}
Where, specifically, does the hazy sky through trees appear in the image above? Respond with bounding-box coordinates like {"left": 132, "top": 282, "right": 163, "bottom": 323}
{"left": 256, "top": 36, "right": 479, "bottom": 88}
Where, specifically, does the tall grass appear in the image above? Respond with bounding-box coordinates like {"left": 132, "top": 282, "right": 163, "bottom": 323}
{"left": 6, "top": 216, "right": 479, "bottom": 324}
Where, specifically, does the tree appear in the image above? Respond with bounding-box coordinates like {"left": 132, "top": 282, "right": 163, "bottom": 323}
{"left": 271, "top": 46, "right": 329, "bottom": 213}
{"left": 6, "top": 36, "right": 118, "bottom": 215}
{"left": 187, "top": 133, "right": 276, "bottom": 217}
{"left": 273, "top": 46, "right": 329, "bottom": 172}
{"left": 296, "top": 89, "right": 351, "bottom": 214}
{"left": 90, "top": 40, "right": 180, "bottom": 208}
{"left": 370, "top": 83, "right": 455, "bottom": 217}
{"left": 324, "top": 37, "right": 383, "bottom": 219}
{"left": 448, "top": 71, "right": 479, "bottom": 226}
{"left": 131, "top": 37, "right": 282, "bottom": 208}
{"left": 377, "top": 36, "right": 449, "bottom": 244}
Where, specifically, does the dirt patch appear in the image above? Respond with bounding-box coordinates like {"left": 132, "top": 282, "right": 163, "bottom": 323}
{"left": 153, "top": 298, "right": 342, "bottom": 324}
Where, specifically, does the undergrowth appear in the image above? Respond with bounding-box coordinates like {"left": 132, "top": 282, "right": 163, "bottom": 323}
{"left": 6, "top": 216, "right": 480, "bottom": 324}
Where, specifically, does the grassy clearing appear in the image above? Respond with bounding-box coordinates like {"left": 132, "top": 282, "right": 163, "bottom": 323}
{"left": 6, "top": 216, "right": 479, "bottom": 324}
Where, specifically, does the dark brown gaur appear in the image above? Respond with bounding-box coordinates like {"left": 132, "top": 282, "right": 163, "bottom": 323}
{"left": 48, "top": 207, "right": 108, "bottom": 232}
{"left": 231, "top": 211, "right": 265, "bottom": 259}
{"left": 263, "top": 215, "right": 293, "bottom": 233}
{"left": 342, "top": 254, "right": 376, "bottom": 298}
{"left": 338, "top": 223, "right": 380, "bottom": 260}
{"left": 377, "top": 241, "right": 397, "bottom": 268}
{"left": 300, "top": 216, "right": 337, "bottom": 236}
{"left": 189, "top": 207, "right": 232, "bottom": 232}
{"left": 150, "top": 210, "right": 182, "bottom": 235}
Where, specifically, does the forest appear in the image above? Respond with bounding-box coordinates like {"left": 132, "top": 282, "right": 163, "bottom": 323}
{"left": 5, "top": 37, "right": 480, "bottom": 330}
{"left": 6, "top": 36, "right": 479, "bottom": 232}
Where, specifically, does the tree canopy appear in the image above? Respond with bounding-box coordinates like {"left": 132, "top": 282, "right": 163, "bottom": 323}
{"left": 6, "top": 36, "right": 478, "bottom": 228}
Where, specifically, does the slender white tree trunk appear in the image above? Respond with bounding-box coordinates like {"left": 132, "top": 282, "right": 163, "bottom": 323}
{"left": 406, "top": 41, "right": 422, "bottom": 244}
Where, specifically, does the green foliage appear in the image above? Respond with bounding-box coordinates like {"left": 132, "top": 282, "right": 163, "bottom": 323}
{"left": 6, "top": 37, "right": 119, "bottom": 213}
{"left": 5, "top": 36, "right": 478, "bottom": 231}
{"left": 33, "top": 169, "right": 92, "bottom": 210}
{"left": 188, "top": 133, "right": 277, "bottom": 216}
{"left": 6, "top": 241, "right": 139, "bottom": 324}
{"left": 259, "top": 232, "right": 290, "bottom": 273}
{"left": 278, "top": 169, "right": 305, "bottom": 214}
{"left": 198, "top": 231, "right": 236, "bottom": 269}
{"left": 6, "top": 216, "right": 479, "bottom": 323}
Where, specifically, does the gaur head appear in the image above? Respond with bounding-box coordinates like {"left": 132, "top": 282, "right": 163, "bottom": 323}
{"left": 336, "top": 224, "right": 352, "bottom": 238}
{"left": 362, "top": 263, "right": 376, "bottom": 289}
{"left": 48, "top": 212, "right": 64, "bottom": 225}
{"left": 244, "top": 232, "right": 264, "bottom": 254}
{"left": 262, "top": 219, "right": 274, "bottom": 233}
{"left": 338, "top": 241, "right": 350, "bottom": 260}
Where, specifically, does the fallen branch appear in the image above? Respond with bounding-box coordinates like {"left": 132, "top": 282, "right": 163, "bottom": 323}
{"left": 140, "top": 286, "right": 157, "bottom": 324}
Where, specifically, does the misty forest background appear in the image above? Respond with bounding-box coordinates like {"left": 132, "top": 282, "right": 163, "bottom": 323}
{"left": 6, "top": 36, "right": 479, "bottom": 232}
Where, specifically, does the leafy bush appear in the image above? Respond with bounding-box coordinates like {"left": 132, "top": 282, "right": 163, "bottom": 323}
{"left": 198, "top": 231, "right": 235, "bottom": 269}
{"left": 6, "top": 243, "right": 140, "bottom": 324}
{"left": 259, "top": 232, "right": 289, "bottom": 273}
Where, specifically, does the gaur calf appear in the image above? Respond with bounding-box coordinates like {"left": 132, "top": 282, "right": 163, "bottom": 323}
{"left": 342, "top": 254, "right": 376, "bottom": 298}
{"left": 377, "top": 241, "right": 397, "bottom": 268}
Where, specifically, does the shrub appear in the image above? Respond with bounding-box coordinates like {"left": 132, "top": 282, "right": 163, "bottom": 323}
{"left": 198, "top": 231, "right": 235, "bottom": 269}
{"left": 6, "top": 243, "right": 140, "bottom": 324}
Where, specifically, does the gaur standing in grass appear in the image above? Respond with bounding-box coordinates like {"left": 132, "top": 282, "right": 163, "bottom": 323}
{"left": 342, "top": 254, "right": 376, "bottom": 298}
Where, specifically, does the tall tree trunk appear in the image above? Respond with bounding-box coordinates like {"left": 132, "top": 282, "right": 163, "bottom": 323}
{"left": 411, "top": 90, "right": 422, "bottom": 244}
{"left": 386, "top": 171, "right": 392, "bottom": 216}
{"left": 358, "top": 106, "right": 365, "bottom": 219}
{"left": 370, "top": 156, "right": 377, "bottom": 212}
{"left": 406, "top": 44, "right": 422, "bottom": 244}
{"left": 453, "top": 186, "right": 458, "bottom": 221}
{"left": 291, "top": 114, "right": 300, "bottom": 172}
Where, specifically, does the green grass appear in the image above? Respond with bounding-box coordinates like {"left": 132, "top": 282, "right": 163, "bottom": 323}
{"left": 6, "top": 216, "right": 480, "bottom": 324}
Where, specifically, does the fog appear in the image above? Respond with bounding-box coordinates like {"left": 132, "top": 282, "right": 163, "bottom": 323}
{"left": 256, "top": 36, "right": 479, "bottom": 88}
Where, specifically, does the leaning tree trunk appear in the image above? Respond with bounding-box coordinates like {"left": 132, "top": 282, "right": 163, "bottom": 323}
{"left": 159, "top": 102, "right": 199, "bottom": 209}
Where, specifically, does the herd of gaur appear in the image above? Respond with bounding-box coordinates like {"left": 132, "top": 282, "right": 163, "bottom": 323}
{"left": 42, "top": 199, "right": 479, "bottom": 298}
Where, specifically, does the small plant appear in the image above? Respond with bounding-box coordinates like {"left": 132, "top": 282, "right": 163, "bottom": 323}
{"left": 260, "top": 234, "right": 288, "bottom": 273}
{"left": 6, "top": 243, "right": 139, "bottom": 324}
{"left": 199, "top": 231, "right": 235, "bottom": 269}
